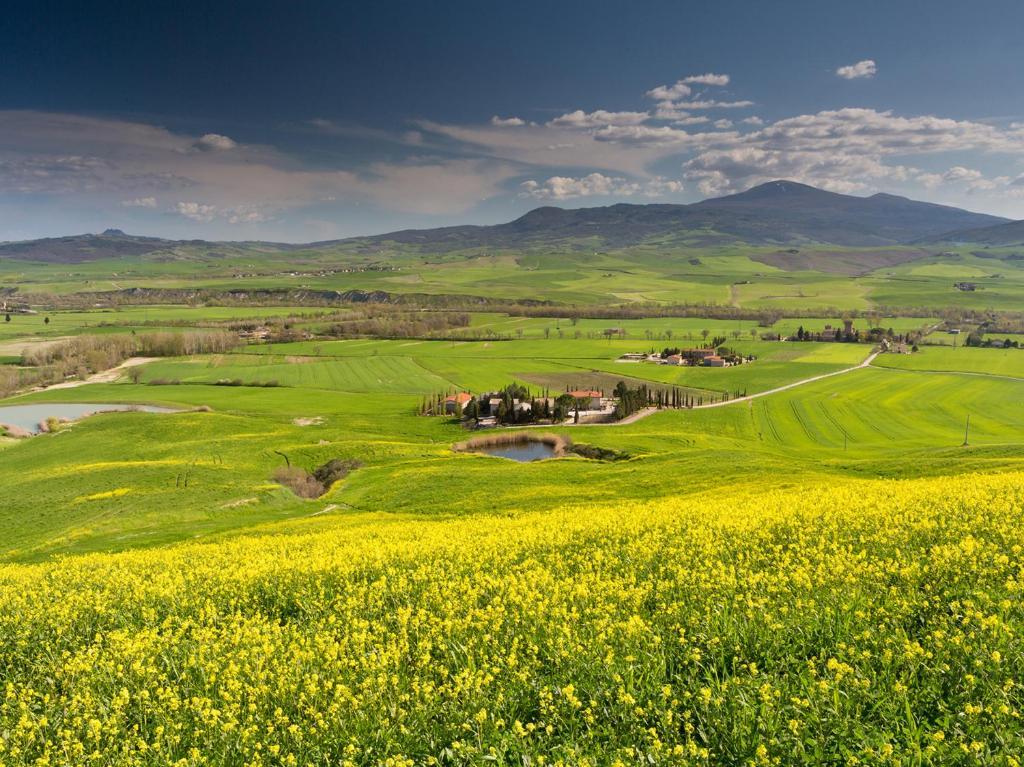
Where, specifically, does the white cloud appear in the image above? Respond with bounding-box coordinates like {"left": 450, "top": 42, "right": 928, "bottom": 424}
{"left": 673, "top": 116, "right": 710, "bottom": 126}
{"left": 175, "top": 201, "right": 219, "bottom": 222}
{"left": 836, "top": 59, "right": 877, "bottom": 80}
{"left": 646, "top": 80, "right": 692, "bottom": 102}
{"left": 648, "top": 73, "right": 730, "bottom": 101}
{"left": 742, "top": 116, "right": 764, "bottom": 126}
{"left": 520, "top": 172, "right": 682, "bottom": 200}
{"left": 194, "top": 133, "right": 238, "bottom": 151}
{"left": 662, "top": 99, "right": 754, "bottom": 110}
{"left": 490, "top": 116, "right": 526, "bottom": 127}
{"left": 714, "top": 119, "right": 734, "bottom": 129}
{"left": 683, "top": 73, "right": 730, "bottom": 86}
{"left": 592, "top": 124, "right": 695, "bottom": 146}
{"left": 547, "top": 110, "right": 650, "bottom": 128}
{"left": 942, "top": 166, "right": 983, "bottom": 182}
{"left": 121, "top": 196, "right": 157, "bottom": 208}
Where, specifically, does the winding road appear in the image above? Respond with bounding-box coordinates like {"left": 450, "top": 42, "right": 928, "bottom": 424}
{"left": 692, "top": 350, "right": 880, "bottom": 409}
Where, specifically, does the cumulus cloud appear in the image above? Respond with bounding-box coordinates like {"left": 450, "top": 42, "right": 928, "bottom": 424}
{"left": 547, "top": 110, "right": 650, "bottom": 128}
{"left": 646, "top": 80, "right": 693, "bottom": 102}
{"left": 520, "top": 172, "right": 682, "bottom": 200}
{"left": 742, "top": 116, "right": 765, "bottom": 126}
{"left": 942, "top": 166, "right": 983, "bottom": 182}
{"left": 175, "top": 201, "right": 219, "bottom": 222}
{"left": 121, "top": 196, "right": 157, "bottom": 208}
{"left": 194, "top": 133, "right": 238, "bottom": 151}
{"left": 663, "top": 99, "right": 754, "bottom": 110}
{"left": 683, "top": 73, "right": 730, "bottom": 86}
{"left": 174, "top": 201, "right": 273, "bottom": 225}
{"left": 490, "top": 116, "right": 526, "bottom": 127}
{"left": 836, "top": 59, "right": 877, "bottom": 79}
{"left": 714, "top": 119, "right": 734, "bottom": 129}
{"left": 592, "top": 124, "right": 695, "bottom": 145}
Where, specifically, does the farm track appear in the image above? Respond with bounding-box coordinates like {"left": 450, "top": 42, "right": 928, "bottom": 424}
{"left": 561, "top": 350, "right": 882, "bottom": 427}
{"left": 690, "top": 351, "right": 881, "bottom": 410}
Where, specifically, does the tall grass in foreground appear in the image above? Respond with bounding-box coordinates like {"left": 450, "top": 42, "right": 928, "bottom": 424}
{"left": 0, "top": 473, "right": 1022, "bottom": 765}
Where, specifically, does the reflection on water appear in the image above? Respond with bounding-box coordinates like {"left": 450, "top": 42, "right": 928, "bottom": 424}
{"left": 475, "top": 441, "right": 558, "bottom": 462}
{"left": 0, "top": 403, "right": 178, "bottom": 434}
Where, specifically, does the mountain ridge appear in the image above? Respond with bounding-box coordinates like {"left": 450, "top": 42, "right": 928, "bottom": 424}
{"left": 0, "top": 181, "right": 1010, "bottom": 263}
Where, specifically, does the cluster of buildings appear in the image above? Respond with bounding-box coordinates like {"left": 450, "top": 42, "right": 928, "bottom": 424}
{"left": 443, "top": 388, "right": 612, "bottom": 427}
{"left": 619, "top": 348, "right": 747, "bottom": 368}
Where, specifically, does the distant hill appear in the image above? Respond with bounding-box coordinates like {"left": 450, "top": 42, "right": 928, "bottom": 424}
{"left": 925, "top": 219, "right": 1024, "bottom": 246}
{"left": 0, "top": 181, "right": 1009, "bottom": 262}
{"left": 0, "top": 231, "right": 177, "bottom": 263}
{"left": 0, "top": 230, "right": 300, "bottom": 264}
{"left": 355, "top": 181, "right": 1007, "bottom": 250}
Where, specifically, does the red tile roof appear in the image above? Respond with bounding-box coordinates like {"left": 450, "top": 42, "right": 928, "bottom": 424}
{"left": 569, "top": 390, "right": 602, "bottom": 398}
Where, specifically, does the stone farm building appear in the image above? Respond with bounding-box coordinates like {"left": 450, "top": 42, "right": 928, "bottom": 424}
{"left": 444, "top": 392, "right": 473, "bottom": 414}
{"left": 569, "top": 390, "right": 603, "bottom": 410}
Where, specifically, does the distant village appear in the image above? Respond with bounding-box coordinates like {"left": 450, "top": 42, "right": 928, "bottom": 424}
{"left": 618, "top": 345, "right": 754, "bottom": 367}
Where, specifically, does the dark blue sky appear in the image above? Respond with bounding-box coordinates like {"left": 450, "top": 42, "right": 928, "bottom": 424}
{"left": 3, "top": 0, "right": 1024, "bottom": 240}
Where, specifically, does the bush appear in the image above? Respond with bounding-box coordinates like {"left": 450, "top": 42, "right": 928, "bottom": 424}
{"left": 273, "top": 458, "right": 363, "bottom": 499}
{"left": 271, "top": 467, "right": 325, "bottom": 499}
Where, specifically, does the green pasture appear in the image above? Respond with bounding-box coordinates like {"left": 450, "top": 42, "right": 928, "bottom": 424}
{"left": 873, "top": 344, "right": 1024, "bottom": 378}
{"left": 6, "top": 241, "right": 1024, "bottom": 311}
{"left": 2, "top": 329, "right": 1024, "bottom": 562}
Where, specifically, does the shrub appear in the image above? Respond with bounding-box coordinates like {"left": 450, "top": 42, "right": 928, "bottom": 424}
{"left": 271, "top": 467, "right": 325, "bottom": 499}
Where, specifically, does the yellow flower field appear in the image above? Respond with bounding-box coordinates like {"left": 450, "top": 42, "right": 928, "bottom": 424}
{"left": 0, "top": 473, "right": 1022, "bottom": 765}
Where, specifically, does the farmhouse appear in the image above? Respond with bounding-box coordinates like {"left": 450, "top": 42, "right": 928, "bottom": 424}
{"left": 685, "top": 348, "right": 717, "bottom": 359}
{"left": 569, "top": 390, "right": 603, "bottom": 410}
{"left": 704, "top": 355, "right": 727, "bottom": 367}
{"left": 444, "top": 392, "right": 473, "bottom": 414}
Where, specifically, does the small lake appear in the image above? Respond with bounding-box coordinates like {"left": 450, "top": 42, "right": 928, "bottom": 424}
{"left": 475, "top": 441, "right": 559, "bottom": 462}
{"left": 0, "top": 403, "right": 178, "bottom": 434}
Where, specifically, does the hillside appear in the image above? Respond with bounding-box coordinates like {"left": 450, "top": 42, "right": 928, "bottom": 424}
{"left": 927, "top": 218, "right": 1024, "bottom": 246}
{"left": 0, "top": 181, "right": 1008, "bottom": 263}
{"left": 359, "top": 180, "right": 1006, "bottom": 250}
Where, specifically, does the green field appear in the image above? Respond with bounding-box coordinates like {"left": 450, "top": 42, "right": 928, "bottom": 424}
{"left": 2, "top": 303, "right": 1024, "bottom": 762}
{"left": 5, "top": 240, "right": 1024, "bottom": 311}
{"left": 873, "top": 344, "right": 1024, "bottom": 378}
{"left": 2, "top": 320, "right": 1023, "bottom": 561}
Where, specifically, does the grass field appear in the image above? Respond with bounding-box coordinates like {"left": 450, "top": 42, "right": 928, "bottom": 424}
{"left": 873, "top": 345, "right": 1024, "bottom": 379}
{"left": 2, "top": 303, "right": 1024, "bottom": 763}
{"left": 4, "top": 240, "right": 1024, "bottom": 311}
{"left": 2, "top": 330, "right": 1024, "bottom": 560}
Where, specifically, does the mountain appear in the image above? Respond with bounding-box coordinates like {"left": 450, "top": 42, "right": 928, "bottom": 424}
{"left": 925, "top": 219, "right": 1024, "bottom": 246}
{"left": 0, "top": 231, "right": 176, "bottom": 263}
{"left": 0, "top": 231, "right": 301, "bottom": 264}
{"left": 355, "top": 181, "right": 1008, "bottom": 249}
{"left": 0, "top": 181, "right": 1009, "bottom": 262}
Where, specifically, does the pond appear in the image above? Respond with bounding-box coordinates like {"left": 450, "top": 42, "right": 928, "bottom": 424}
{"left": 0, "top": 403, "right": 179, "bottom": 434}
{"left": 476, "top": 441, "right": 559, "bottom": 462}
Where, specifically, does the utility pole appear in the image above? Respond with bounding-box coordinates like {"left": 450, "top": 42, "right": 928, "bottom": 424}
{"left": 962, "top": 414, "right": 971, "bottom": 447}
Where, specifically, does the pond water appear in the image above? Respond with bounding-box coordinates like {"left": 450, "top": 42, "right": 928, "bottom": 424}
{"left": 0, "top": 403, "right": 178, "bottom": 434}
{"left": 475, "top": 441, "right": 559, "bottom": 462}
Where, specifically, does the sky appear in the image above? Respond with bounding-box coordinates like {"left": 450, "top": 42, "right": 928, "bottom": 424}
{"left": 3, "top": 0, "right": 1024, "bottom": 242}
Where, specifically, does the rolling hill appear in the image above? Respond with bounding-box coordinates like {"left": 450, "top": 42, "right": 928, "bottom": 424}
{"left": 358, "top": 180, "right": 1007, "bottom": 250}
{"left": 0, "top": 181, "right": 1009, "bottom": 263}
{"left": 926, "top": 218, "right": 1024, "bottom": 246}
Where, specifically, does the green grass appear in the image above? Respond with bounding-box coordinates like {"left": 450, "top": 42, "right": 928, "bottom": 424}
{"left": 5, "top": 239, "right": 1024, "bottom": 311}
{"left": 3, "top": 331, "right": 1024, "bottom": 562}
{"left": 873, "top": 345, "right": 1024, "bottom": 378}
